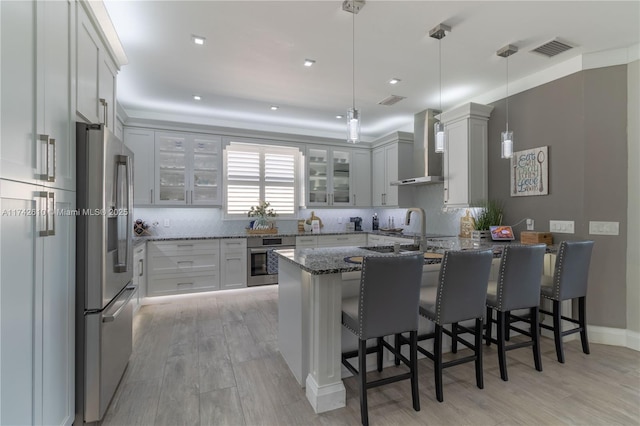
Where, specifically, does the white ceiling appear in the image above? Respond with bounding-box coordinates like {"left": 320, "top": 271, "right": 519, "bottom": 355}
{"left": 104, "top": 1, "right": 640, "bottom": 141}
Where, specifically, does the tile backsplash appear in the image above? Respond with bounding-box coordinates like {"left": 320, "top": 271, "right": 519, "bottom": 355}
{"left": 134, "top": 183, "right": 470, "bottom": 238}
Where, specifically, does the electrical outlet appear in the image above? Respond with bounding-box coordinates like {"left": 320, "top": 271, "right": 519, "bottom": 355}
{"left": 526, "top": 218, "right": 534, "bottom": 231}
{"left": 549, "top": 220, "right": 574, "bottom": 234}
{"left": 589, "top": 221, "right": 619, "bottom": 235}
{"left": 164, "top": 218, "right": 170, "bottom": 227}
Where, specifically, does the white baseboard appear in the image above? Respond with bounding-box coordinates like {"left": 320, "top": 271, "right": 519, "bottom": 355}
{"left": 587, "top": 325, "right": 640, "bottom": 351}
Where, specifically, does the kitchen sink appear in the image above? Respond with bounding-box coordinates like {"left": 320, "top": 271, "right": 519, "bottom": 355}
{"left": 360, "top": 244, "right": 422, "bottom": 253}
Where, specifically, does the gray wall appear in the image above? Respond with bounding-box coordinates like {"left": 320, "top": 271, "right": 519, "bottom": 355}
{"left": 627, "top": 60, "right": 639, "bottom": 334}
{"left": 487, "top": 65, "right": 629, "bottom": 329}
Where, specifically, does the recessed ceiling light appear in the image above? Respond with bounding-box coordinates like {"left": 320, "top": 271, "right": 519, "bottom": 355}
{"left": 193, "top": 95, "right": 202, "bottom": 101}
{"left": 336, "top": 115, "right": 344, "bottom": 119}
{"left": 270, "top": 105, "right": 279, "bottom": 111}
{"left": 304, "top": 59, "right": 316, "bottom": 67}
{"left": 389, "top": 78, "right": 401, "bottom": 85}
{"left": 192, "top": 35, "right": 206, "bottom": 45}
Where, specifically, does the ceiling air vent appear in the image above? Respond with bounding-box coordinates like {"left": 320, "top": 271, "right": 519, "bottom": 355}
{"left": 378, "top": 95, "right": 406, "bottom": 106}
{"left": 531, "top": 39, "right": 574, "bottom": 57}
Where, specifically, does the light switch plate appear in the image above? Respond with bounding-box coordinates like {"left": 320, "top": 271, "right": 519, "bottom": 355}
{"left": 589, "top": 221, "right": 619, "bottom": 235}
{"left": 526, "top": 218, "right": 534, "bottom": 231}
{"left": 550, "top": 220, "right": 574, "bottom": 234}
{"left": 164, "top": 218, "right": 170, "bottom": 227}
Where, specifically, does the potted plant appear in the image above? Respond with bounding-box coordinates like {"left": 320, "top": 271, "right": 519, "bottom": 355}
{"left": 247, "top": 201, "right": 277, "bottom": 232}
{"left": 471, "top": 200, "right": 504, "bottom": 240}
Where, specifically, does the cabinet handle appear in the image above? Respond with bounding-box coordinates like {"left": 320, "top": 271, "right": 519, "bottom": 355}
{"left": 99, "top": 98, "right": 108, "bottom": 127}
{"left": 337, "top": 237, "right": 348, "bottom": 241}
{"left": 177, "top": 260, "right": 193, "bottom": 265}
{"left": 177, "top": 282, "right": 194, "bottom": 286}
{"left": 353, "top": 194, "right": 356, "bottom": 206}
{"left": 47, "top": 192, "right": 55, "bottom": 236}
{"left": 150, "top": 189, "right": 154, "bottom": 204}
{"left": 37, "top": 191, "right": 49, "bottom": 237}
{"left": 48, "top": 138, "right": 56, "bottom": 182}
{"left": 177, "top": 244, "right": 194, "bottom": 248}
{"left": 190, "top": 190, "right": 194, "bottom": 204}
{"left": 139, "top": 259, "right": 144, "bottom": 277}
{"left": 37, "top": 134, "right": 49, "bottom": 181}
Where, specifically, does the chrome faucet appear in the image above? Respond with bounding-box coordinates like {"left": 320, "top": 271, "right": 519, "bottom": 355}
{"left": 405, "top": 207, "right": 427, "bottom": 251}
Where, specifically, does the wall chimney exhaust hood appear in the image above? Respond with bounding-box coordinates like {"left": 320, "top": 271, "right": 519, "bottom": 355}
{"left": 391, "top": 109, "right": 444, "bottom": 186}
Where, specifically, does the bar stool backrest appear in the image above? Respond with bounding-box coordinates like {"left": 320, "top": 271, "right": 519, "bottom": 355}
{"left": 551, "top": 240, "right": 595, "bottom": 301}
{"left": 435, "top": 249, "right": 493, "bottom": 325}
{"left": 358, "top": 254, "right": 424, "bottom": 340}
{"left": 496, "top": 244, "right": 547, "bottom": 311}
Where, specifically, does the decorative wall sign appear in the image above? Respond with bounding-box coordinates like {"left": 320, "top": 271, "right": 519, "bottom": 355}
{"left": 510, "top": 146, "right": 548, "bottom": 197}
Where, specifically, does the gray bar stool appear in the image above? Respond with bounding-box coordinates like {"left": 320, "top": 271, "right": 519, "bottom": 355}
{"left": 415, "top": 249, "right": 493, "bottom": 402}
{"left": 539, "top": 240, "right": 595, "bottom": 363}
{"left": 484, "top": 244, "right": 547, "bottom": 381}
{"left": 341, "top": 254, "right": 424, "bottom": 426}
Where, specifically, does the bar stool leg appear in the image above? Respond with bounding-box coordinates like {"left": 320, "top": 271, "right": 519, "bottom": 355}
{"left": 579, "top": 297, "right": 590, "bottom": 355}
{"left": 451, "top": 322, "right": 458, "bottom": 353}
{"left": 496, "top": 311, "right": 508, "bottom": 381}
{"left": 434, "top": 325, "right": 444, "bottom": 402}
{"left": 474, "top": 318, "right": 484, "bottom": 389}
{"left": 505, "top": 310, "right": 511, "bottom": 341}
{"left": 552, "top": 300, "right": 565, "bottom": 363}
{"left": 376, "top": 337, "right": 383, "bottom": 372}
{"left": 531, "top": 307, "right": 542, "bottom": 372}
{"left": 394, "top": 334, "right": 401, "bottom": 366}
{"left": 410, "top": 331, "right": 420, "bottom": 411}
{"left": 358, "top": 339, "right": 369, "bottom": 426}
{"left": 485, "top": 306, "right": 493, "bottom": 347}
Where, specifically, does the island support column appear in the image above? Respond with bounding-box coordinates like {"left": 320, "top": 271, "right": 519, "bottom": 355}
{"left": 305, "top": 272, "right": 346, "bottom": 413}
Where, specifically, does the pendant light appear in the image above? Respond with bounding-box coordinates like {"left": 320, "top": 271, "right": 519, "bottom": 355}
{"left": 429, "top": 23, "right": 450, "bottom": 153}
{"left": 343, "top": 0, "right": 364, "bottom": 143}
{"left": 497, "top": 44, "right": 518, "bottom": 159}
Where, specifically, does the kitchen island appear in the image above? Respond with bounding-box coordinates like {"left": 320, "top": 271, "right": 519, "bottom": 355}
{"left": 275, "top": 241, "right": 558, "bottom": 414}
{"left": 275, "top": 244, "right": 464, "bottom": 413}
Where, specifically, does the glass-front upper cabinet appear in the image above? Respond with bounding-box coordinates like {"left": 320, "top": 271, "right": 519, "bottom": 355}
{"left": 154, "top": 132, "right": 222, "bottom": 206}
{"left": 306, "top": 147, "right": 351, "bottom": 206}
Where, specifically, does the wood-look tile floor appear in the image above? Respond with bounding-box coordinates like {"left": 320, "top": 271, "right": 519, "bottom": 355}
{"left": 102, "top": 286, "right": 640, "bottom": 426}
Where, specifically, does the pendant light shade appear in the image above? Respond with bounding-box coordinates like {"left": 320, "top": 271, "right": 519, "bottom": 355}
{"left": 430, "top": 23, "right": 450, "bottom": 154}
{"left": 501, "top": 130, "right": 513, "bottom": 159}
{"left": 434, "top": 121, "right": 445, "bottom": 153}
{"left": 497, "top": 44, "right": 518, "bottom": 159}
{"left": 343, "top": 0, "right": 364, "bottom": 144}
{"left": 347, "top": 108, "right": 360, "bottom": 143}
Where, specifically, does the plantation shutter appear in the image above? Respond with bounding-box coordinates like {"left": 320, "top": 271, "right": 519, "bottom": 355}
{"left": 225, "top": 143, "right": 298, "bottom": 217}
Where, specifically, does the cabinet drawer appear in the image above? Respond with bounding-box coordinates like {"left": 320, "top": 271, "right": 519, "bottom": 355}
{"left": 318, "top": 234, "right": 366, "bottom": 247}
{"left": 148, "top": 253, "right": 218, "bottom": 275}
{"left": 149, "top": 240, "right": 220, "bottom": 256}
{"left": 220, "top": 238, "right": 247, "bottom": 253}
{"left": 296, "top": 236, "right": 318, "bottom": 248}
{"left": 148, "top": 274, "right": 219, "bottom": 296}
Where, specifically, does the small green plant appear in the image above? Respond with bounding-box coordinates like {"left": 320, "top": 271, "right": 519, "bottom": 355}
{"left": 471, "top": 200, "right": 504, "bottom": 230}
{"left": 247, "top": 201, "right": 277, "bottom": 218}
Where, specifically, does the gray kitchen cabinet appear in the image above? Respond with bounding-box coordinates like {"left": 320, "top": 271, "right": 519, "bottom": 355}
{"left": 295, "top": 235, "right": 318, "bottom": 248}
{"left": 1, "top": 180, "right": 75, "bottom": 426}
{"left": 371, "top": 136, "right": 413, "bottom": 207}
{"left": 306, "top": 146, "right": 353, "bottom": 206}
{"left": 220, "top": 238, "right": 247, "bottom": 289}
{"left": 0, "top": 0, "right": 74, "bottom": 190}
{"left": 440, "top": 103, "right": 493, "bottom": 209}
{"left": 154, "top": 132, "right": 222, "bottom": 206}
{"left": 132, "top": 243, "right": 147, "bottom": 312}
{"left": 351, "top": 149, "right": 371, "bottom": 207}
{"left": 147, "top": 240, "right": 220, "bottom": 296}
{"left": 76, "top": 1, "right": 119, "bottom": 133}
{"left": 124, "top": 128, "right": 155, "bottom": 205}
{"left": 318, "top": 234, "right": 367, "bottom": 248}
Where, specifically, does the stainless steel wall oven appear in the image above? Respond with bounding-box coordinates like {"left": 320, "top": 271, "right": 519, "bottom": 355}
{"left": 247, "top": 236, "right": 296, "bottom": 286}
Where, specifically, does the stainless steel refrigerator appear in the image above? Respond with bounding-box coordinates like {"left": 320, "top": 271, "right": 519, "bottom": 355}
{"left": 75, "top": 123, "right": 135, "bottom": 424}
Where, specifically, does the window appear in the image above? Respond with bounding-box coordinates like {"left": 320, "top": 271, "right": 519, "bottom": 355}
{"left": 224, "top": 142, "right": 299, "bottom": 217}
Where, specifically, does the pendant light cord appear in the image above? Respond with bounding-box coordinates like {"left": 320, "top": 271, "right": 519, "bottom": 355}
{"left": 505, "top": 54, "right": 509, "bottom": 132}
{"left": 352, "top": 8, "right": 355, "bottom": 110}
{"left": 439, "top": 37, "right": 442, "bottom": 113}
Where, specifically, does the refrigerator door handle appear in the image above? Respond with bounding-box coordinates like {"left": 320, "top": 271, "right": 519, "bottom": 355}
{"left": 114, "top": 154, "right": 132, "bottom": 273}
{"left": 102, "top": 286, "right": 136, "bottom": 323}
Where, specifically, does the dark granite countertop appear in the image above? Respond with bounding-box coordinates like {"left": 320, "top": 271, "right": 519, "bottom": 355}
{"left": 274, "top": 240, "right": 557, "bottom": 276}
